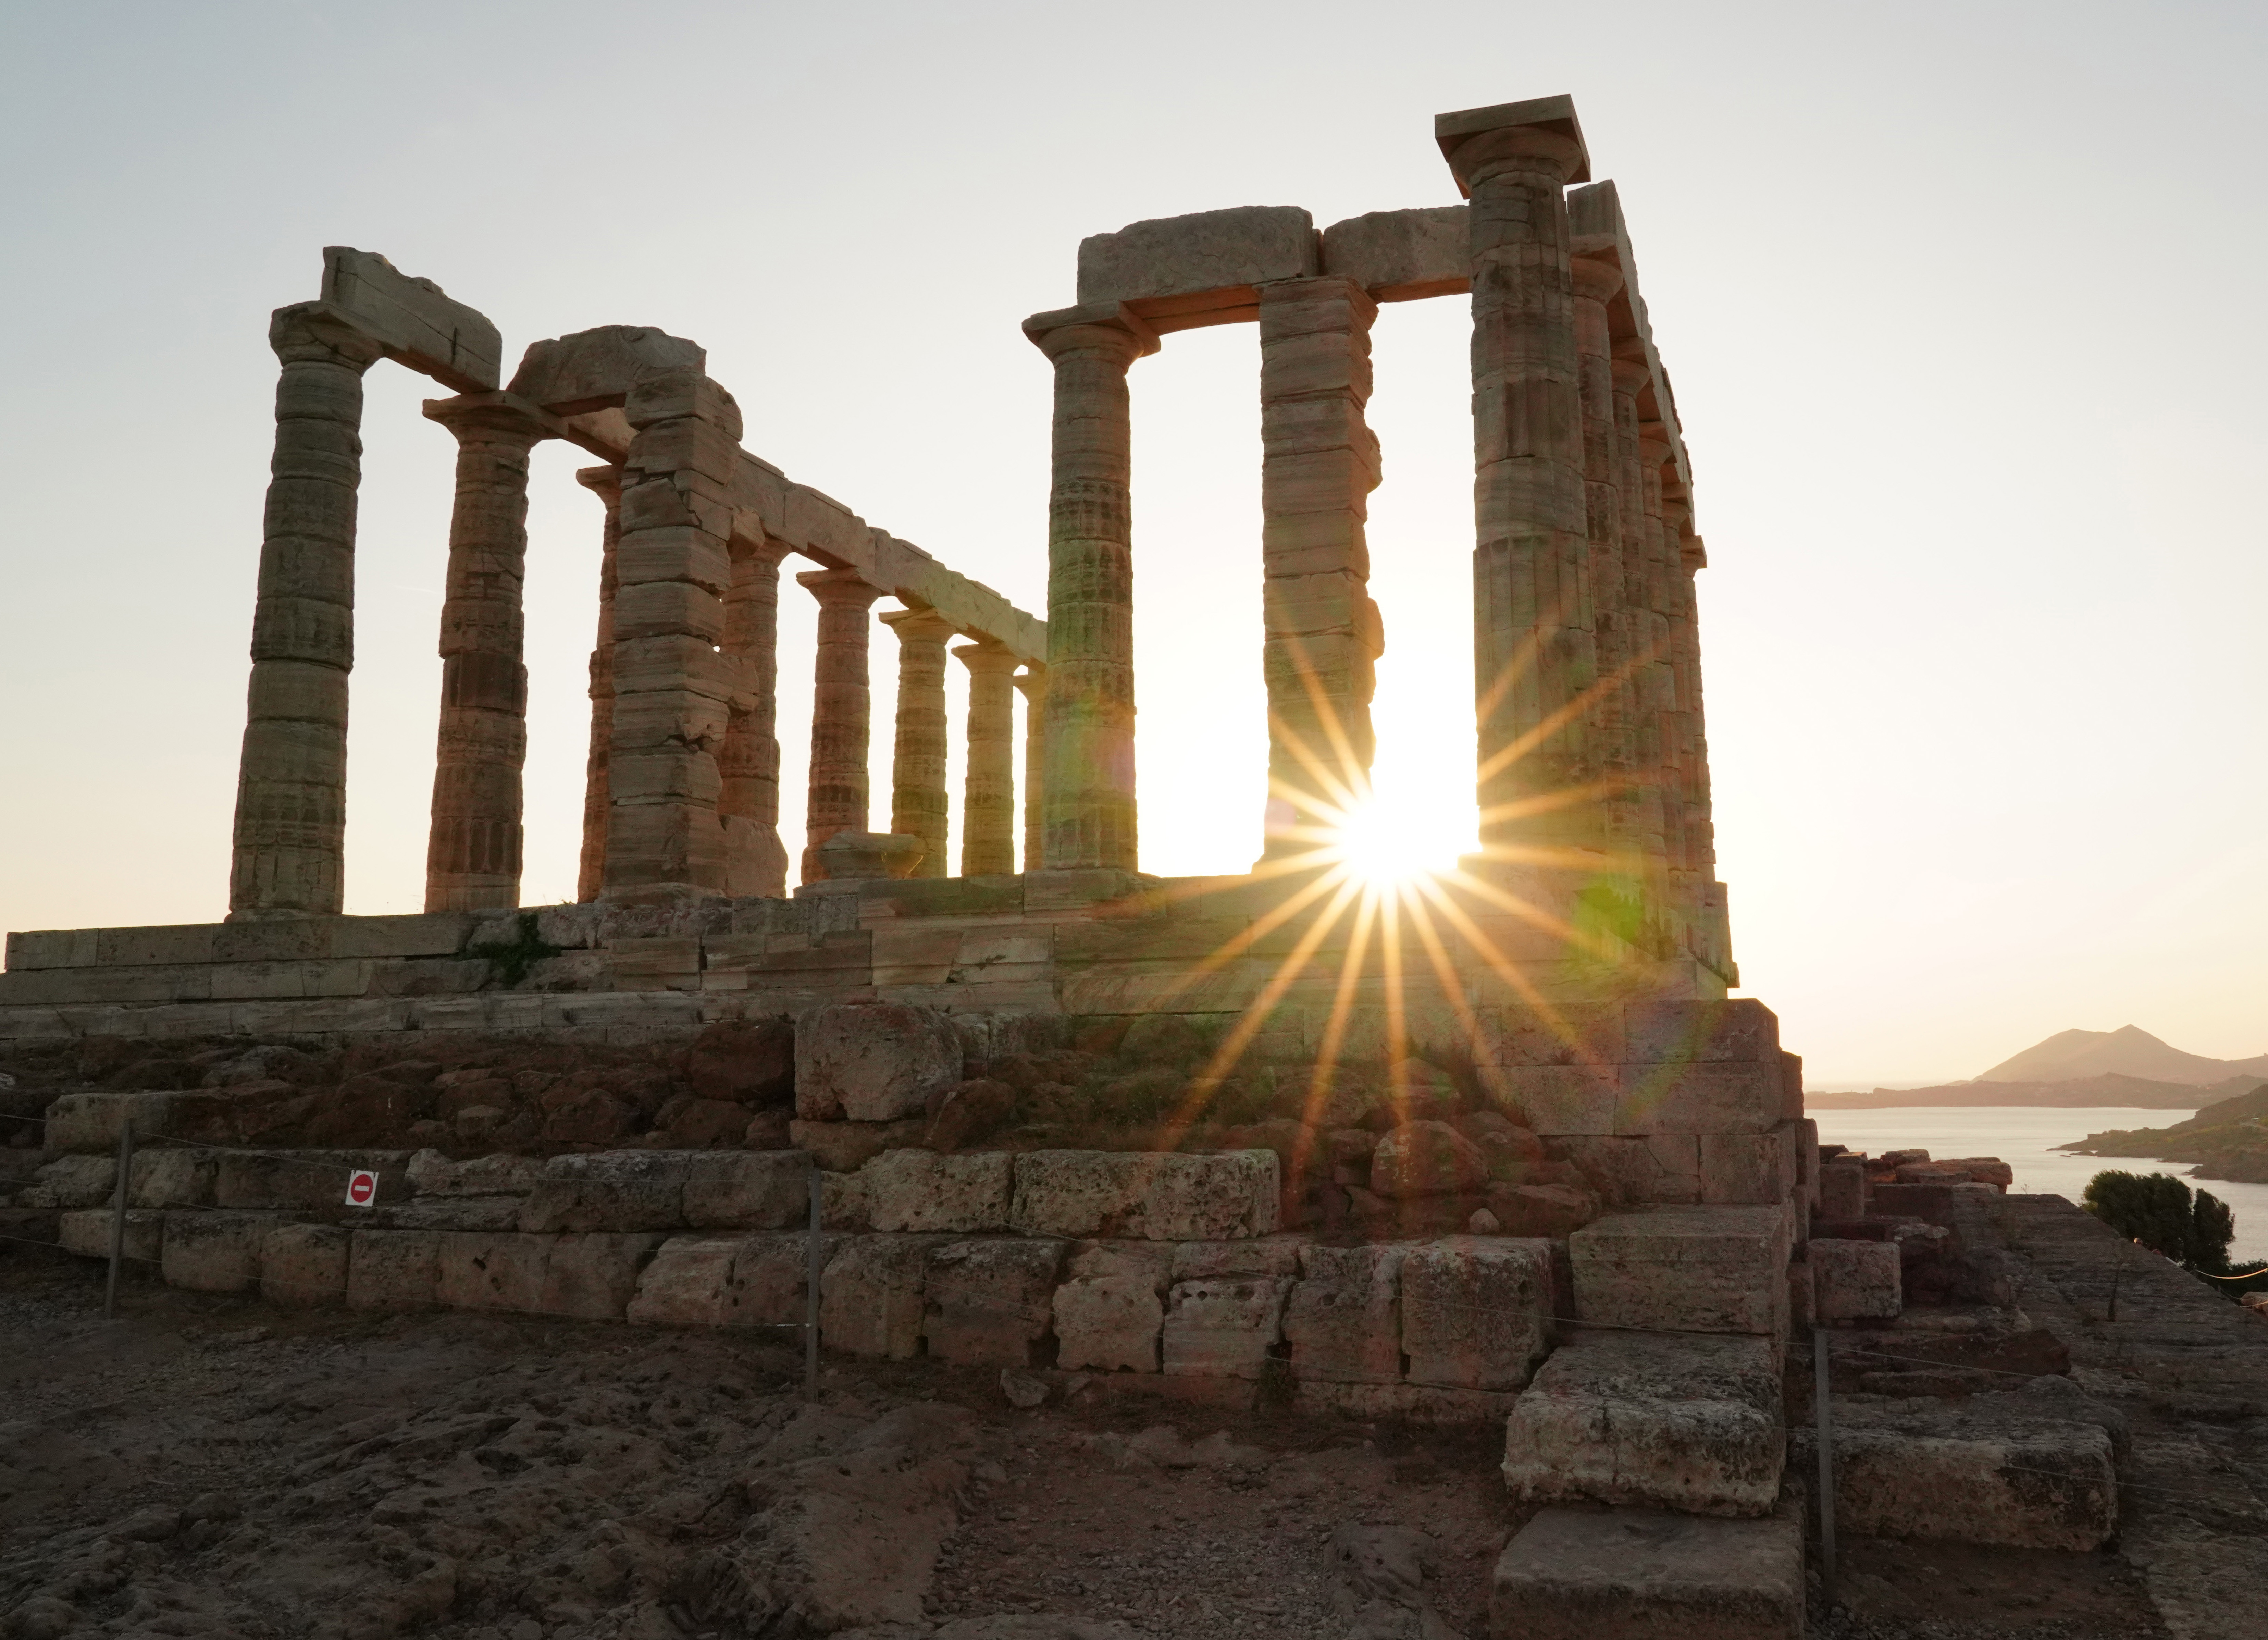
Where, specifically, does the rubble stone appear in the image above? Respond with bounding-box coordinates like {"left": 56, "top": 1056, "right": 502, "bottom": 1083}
{"left": 790, "top": 1117, "right": 926, "bottom": 1173}
{"left": 128, "top": 1148, "right": 216, "bottom": 1208}
{"left": 1368, "top": 1121, "right": 1488, "bottom": 1198}
{"left": 1400, "top": 1236, "right": 1556, "bottom": 1391}
{"left": 794, "top": 1003, "right": 962, "bottom": 1122}
{"left": 1502, "top": 1331, "right": 1784, "bottom": 1515}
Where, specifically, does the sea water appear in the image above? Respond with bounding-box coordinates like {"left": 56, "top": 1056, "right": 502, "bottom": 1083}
{"left": 1810, "top": 1105, "right": 2268, "bottom": 1262}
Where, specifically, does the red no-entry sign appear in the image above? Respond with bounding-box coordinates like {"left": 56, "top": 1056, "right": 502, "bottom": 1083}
{"left": 345, "top": 1169, "right": 379, "bottom": 1207}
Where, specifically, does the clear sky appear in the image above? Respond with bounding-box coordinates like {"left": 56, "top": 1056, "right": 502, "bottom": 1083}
{"left": 1, "top": 1, "right": 2262, "bottom": 1086}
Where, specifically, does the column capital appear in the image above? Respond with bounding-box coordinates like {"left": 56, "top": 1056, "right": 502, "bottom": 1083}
{"left": 1010, "top": 663, "right": 1048, "bottom": 700}
{"left": 1610, "top": 358, "right": 1652, "bottom": 396}
{"left": 575, "top": 464, "right": 624, "bottom": 502}
{"left": 268, "top": 300, "right": 389, "bottom": 371}
{"left": 879, "top": 605, "right": 959, "bottom": 645}
{"left": 1437, "top": 94, "right": 1590, "bottom": 196}
{"left": 1023, "top": 303, "right": 1159, "bottom": 363}
{"left": 798, "top": 566, "right": 885, "bottom": 608}
{"left": 423, "top": 392, "right": 559, "bottom": 447}
{"left": 1570, "top": 255, "right": 1625, "bottom": 304}
{"left": 953, "top": 638, "right": 1020, "bottom": 676}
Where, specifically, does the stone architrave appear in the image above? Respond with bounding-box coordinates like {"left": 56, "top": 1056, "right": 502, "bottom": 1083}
{"left": 1438, "top": 97, "right": 1602, "bottom": 873}
{"left": 718, "top": 535, "right": 793, "bottom": 897}
{"left": 574, "top": 466, "right": 622, "bottom": 903}
{"left": 955, "top": 639, "right": 1019, "bottom": 876}
{"left": 800, "top": 568, "right": 885, "bottom": 882}
{"left": 880, "top": 606, "right": 958, "bottom": 880}
{"left": 422, "top": 397, "right": 549, "bottom": 912}
{"left": 601, "top": 369, "right": 743, "bottom": 900}
{"left": 1256, "top": 275, "right": 1382, "bottom": 858}
{"left": 1025, "top": 306, "right": 1156, "bottom": 870}
{"left": 227, "top": 302, "right": 387, "bottom": 921}
{"left": 1011, "top": 664, "right": 1048, "bottom": 873}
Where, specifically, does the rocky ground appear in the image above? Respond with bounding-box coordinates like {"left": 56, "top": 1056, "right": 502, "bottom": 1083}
{"left": 0, "top": 1247, "right": 2201, "bottom": 1640}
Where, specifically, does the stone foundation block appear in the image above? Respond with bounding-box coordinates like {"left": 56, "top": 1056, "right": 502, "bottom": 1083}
{"left": 1172, "top": 1236, "right": 1307, "bottom": 1280}
{"left": 1284, "top": 1243, "right": 1405, "bottom": 1385}
{"left": 408, "top": 1149, "right": 543, "bottom": 1197}
{"left": 1502, "top": 1332, "right": 1785, "bottom": 1516}
{"left": 790, "top": 1118, "right": 926, "bottom": 1173}
{"left": 367, "top": 1196, "right": 525, "bottom": 1232}
{"left": 58, "top": 1207, "right": 162, "bottom": 1264}
{"left": 794, "top": 1002, "right": 962, "bottom": 1122}
{"left": 819, "top": 1233, "right": 942, "bottom": 1359}
{"left": 1162, "top": 1277, "right": 1291, "bottom": 1379}
{"left": 347, "top": 1229, "right": 442, "bottom": 1310}
{"left": 19, "top": 1155, "right": 117, "bottom": 1208}
{"left": 1489, "top": 1507, "right": 1804, "bottom": 1640}
{"left": 262, "top": 1223, "right": 350, "bottom": 1305}
{"left": 1401, "top": 1236, "right": 1556, "bottom": 1391}
{"left": 683, "top": 1150, "right": 810, "bottom": 1230}
{"left": 731, "top": 1231, "right": 845, "bottom": 1330}
{"left": 1788, "top": 1260, "right": 1815, "bottom": 1329}
{"left": 1614, "top": 1062, "right": 1783, "bottom": 1136}
{"left": 129, "top": 1148, "right": 216, "bottom": 1208}
{"left": 1818, "top": 1157, "right": 1866, "bottom": 1220}
{"left": 1051, "top": 1241, "right": 1173, "bottom": 1373}
{"left": 1570, "top": 1207, "right": 1792, "bottom": 1337}
{"left": 1809, "top": 1236, "right": 1901, "bottom": 1320}
{"left": 42, "top": 1091, "right": 175, "bottom": 1153}
{"left": 924, "top": 1237, "right": 1067, "bottom": 1366}
{"left": 435, "top": 1231, "right": 552, "bottom": 1312}
{"left": 1798, "top": 1401, "right": 2117, "bottom": 1549}
{"left": 520, "top": 1152, "right": 691, "bottom": 1233}
{"left": 541, "top": 1232, "right": 666, "bottom": 1320}
{"left": 865, "top": 1148, "right": 1013, "bottom": 1234}
{"left": 216, "top": 1149, "right": 411, "bottom": 1211}
{"left": 1552, "top": 1136, "right": 1699, "bottom": 1207}
{"left": 1697, "top": 1128, "right": 1796, "bottom": 1206}
{"left": 161, "top": 1210, "right": 275, "bottom": 1292}
{"left": 1010, "top": 1149, "right": 1279, "bottom": 1241}
{"left": 1293, "top": 1382, "right": 1521, "bottom": 1425}
{"left": 627, "top": 1234, "right": 740, "bottom": 1327}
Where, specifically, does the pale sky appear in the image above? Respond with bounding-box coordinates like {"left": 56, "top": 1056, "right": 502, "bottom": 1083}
{"left": 1, "top": 1, "right": 2263, "bottom": 1086}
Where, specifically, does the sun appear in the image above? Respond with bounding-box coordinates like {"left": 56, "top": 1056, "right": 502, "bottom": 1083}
{"left": 1314, "top": 785, "right": 1470, "bottom": 888}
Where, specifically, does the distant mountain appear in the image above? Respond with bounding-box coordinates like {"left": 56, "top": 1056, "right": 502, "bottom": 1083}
{"left": 1976, "top": 1025, "right": 2268, "bottom": 1087}
{"left": 1808, "top": 1072, "right": 2223, "bottom": 1111}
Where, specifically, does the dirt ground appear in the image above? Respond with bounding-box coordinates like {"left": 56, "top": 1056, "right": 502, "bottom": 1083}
{"left": 0, "top": 1254, "right": 2181, "bottom": 1640}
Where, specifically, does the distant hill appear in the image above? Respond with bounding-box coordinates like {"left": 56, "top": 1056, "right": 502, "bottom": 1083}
{"left": 2060, "top": 1083, "right": 2268, "bottom": 1185}
{"left": 1977, "top": 1025, "right": 2268, "bottom": 1087}
{"left": 1808, "top": 1072, "right": 2223, "bottom": 1111}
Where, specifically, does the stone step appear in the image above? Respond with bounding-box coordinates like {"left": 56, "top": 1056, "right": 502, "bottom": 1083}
{"left": 1489, "top": 1506, "right": 1804, "bottom": 1639}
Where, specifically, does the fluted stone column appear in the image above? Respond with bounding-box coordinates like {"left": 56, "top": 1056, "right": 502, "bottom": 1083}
{"left": 1608, "top": 354, "right": 1668, "bottom": 873}
{"left": 1011, "top": 665, "right": 1048, "bottom": 874}
{"left": 1257, "top": 276, "right": 1383, "bottom": 858}
{"left": 800, "top": 568, "right": 883, "bottom": 882}
{"left": 881, "top": 606, "right": 957, "bottom": 879}
{"left": 227, "top": 303, "right": 386, "bottom": 921}
{"left": 1438, "top": 98, "right": 1600, "bottom": 868}
{"left": 956, "top": 640, "right": 1019, "bottom": 877}
{"left": 421, "top": 399, "right": 548, "bottom": 912}
{"left": 719, "top": 537, "right": 792, "bottom": 897}
{"left": 1026, "top": 307, "right": 1154, "bottom": 871}
{"left": 1570, "top": 254, "right": 1637, "bottom": 855}
{"left": 574, "top": 465, "right": 622, "bottom": 903}
{"left": 1631, "top": 423, "right": 1688, "bottom": 888}
{"left": 602, "top": 370, "right": 741, "bottom": 901}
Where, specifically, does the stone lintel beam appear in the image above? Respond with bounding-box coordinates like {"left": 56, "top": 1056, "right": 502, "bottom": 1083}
{"left": 1075, "top": 206, "right": 1318, "bottom": 334}
{"left": 320, "top": 248, "right": 503, "bottom": 393}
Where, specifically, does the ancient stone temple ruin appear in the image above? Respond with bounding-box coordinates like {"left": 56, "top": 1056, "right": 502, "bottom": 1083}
{"left": 2, "top": 96, "right": 2154, "bottom": 1638}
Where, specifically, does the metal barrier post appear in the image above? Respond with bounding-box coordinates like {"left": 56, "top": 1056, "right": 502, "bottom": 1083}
{"left": 103, "top": 1121, "right": 136, "bottom": 1319}
{"left": 1814, "top": 1328, "right": 1838, "bottom": 1609}
{"left": 804, "top": 1167, "right": 822, "bottom": 1399}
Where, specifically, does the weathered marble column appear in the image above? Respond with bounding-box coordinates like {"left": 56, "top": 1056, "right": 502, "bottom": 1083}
{"left": 1662, "top": 492, "right": 1715, "bottom": 895}
{"left": 880, "top": 606, "right": 957, "bottom": 879}
{"left": 956, "top": 640, "right": 1019, "bottom": 876}
{"left": 1438, "top": 97, "right": 1600, "bottom": 865}
{"left": 1257, "top": 276, "right": 1383, "bottom": 858}
{"left": 1570, "top": 253, "right": 1637, "bottom": 855}
{"left": 421, "top": 399, "right": 549, "bottom": 912}
{"left": 603, "top": 370, "right": 741, "bottom": 901}
{"left": 718, "top": 536, "right": 792, "bottom": 897}
{"left": 800, "top": 568, "right": 884, "bottom": 882}
{"left": 1025, "top": 307, "right": 1154, "bottom": 871}
{"left": 1631, "top": 422, "right": 1688, "bottom": 888}
{"left": 574, "top": 465, "right": 622, "bottom": 903}
{"left": 1607, "top": 354, "right": 1669, "bottom": 874}
{"left": 227, "top": 303, "right": 386, "bottom": 921}
{"left": 1011, "top": 664, "right": 1048, "bottom": 874}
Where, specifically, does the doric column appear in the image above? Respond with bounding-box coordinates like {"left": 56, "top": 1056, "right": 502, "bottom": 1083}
{"left": 421, "top": 398, "right": 548, "bottom": 912}
{"left": 1025, "top": 306, "right": 1155, "bottom": 871}
{"left": 227, "top": 303, "right": 385, "bottom": 921}
{"left": 800, "top": 568, "right": 884, "bottom": 882}
{"left": 602, "top": 370, "right": 741, "bottom": 901}
{"left": 574, "top": 465, "right": 622, "bottom": 903}
{"left": 718, "top": 537, "right": 792, "bottom": 897}
{"left": 1662, "top": 493, "right": 1715, "bottom": 897}
{"left": 1632, "top": 422, "right": 1687, "bottom": 889}
{"left": 1438, "top": 98, "right": 1600, "bottom": 868}
{"left": 956, "top": 640, "right": 1020, "bottom": 876}
{"left": 1011, "top": 664, "right": 1048, "bottom": 874}
{"left": 880, "top": 606, "right": 957, "bottom": 879}
{"left": 1570, "top": 254, "right": 1638, "bottom": 861}
{"left": 1608, "top": 354, "right": 1668, "bottom": 875}
{"left": 1257, "top": 276, "right": 1383, "bottom": 858}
